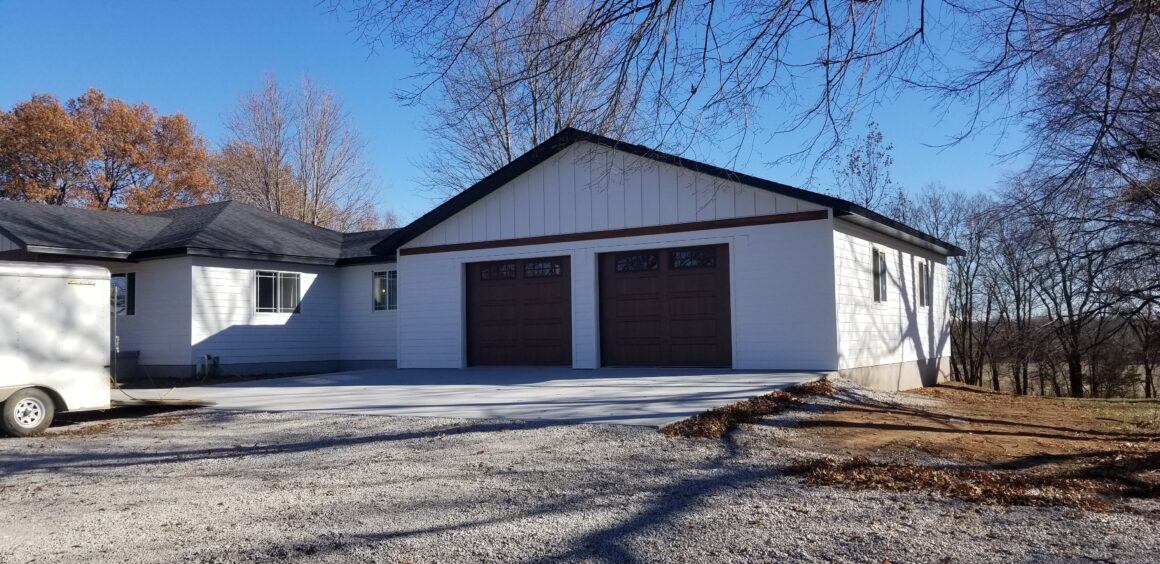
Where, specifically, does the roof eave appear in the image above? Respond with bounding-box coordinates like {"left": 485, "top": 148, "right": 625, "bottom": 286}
{"left": 835, "top": 213, "right": 966, "bottom": 257}
{"left": 24, "top": 245, "right": 134, "bottom": 260}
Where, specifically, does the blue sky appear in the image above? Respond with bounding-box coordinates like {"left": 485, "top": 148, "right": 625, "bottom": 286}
{"left": 0, "top": 1, "right": 1025, "bottom": 221}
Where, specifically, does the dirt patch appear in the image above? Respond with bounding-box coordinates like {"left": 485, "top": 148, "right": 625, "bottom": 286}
{"left": 660, "top": 379, "right": 833, "bottom": 439}
{"left": 768, "top": 382, "right": 1160, "bottom": 510}
{"left": 793, "top": 382, "right": 1159, "bottom": 465}
{"left": 47, "top": 415, "right": 183, "bottom": 438}
{"left": 786, "top": 454, "right": 1160, "bottom": 511}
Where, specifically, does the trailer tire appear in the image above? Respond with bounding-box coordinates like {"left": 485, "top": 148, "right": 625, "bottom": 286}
{"left": 2, "top": 388, "right": 55, "bottom": 437}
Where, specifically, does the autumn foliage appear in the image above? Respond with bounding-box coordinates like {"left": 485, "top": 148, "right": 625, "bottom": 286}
{"left": 0, "top": 88, "right": 215, "bottom": 212}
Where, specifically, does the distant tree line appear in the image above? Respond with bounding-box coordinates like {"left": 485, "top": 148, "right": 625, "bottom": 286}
{"left": 0, "top": 78, "right": 395, "bottom": 232}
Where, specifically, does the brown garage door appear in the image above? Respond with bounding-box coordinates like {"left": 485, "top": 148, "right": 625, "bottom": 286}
{"left": 600, "top": 244, "right": 731, "bottom": 367}
{"left": 467, "top": 256, "right": 571, "bottom": 366}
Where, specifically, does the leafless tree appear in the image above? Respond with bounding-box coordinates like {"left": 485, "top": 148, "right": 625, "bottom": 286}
{"left": 412, "top": 1, "right": 640, "bottom": 195}
{"left": 830, "top": 122, "right": 906, "bottom": 218}
{"left": 217, "top": 75, "right": 381, "bottom": 231}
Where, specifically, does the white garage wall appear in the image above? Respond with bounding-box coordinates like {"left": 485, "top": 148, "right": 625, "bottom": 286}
{"left": 408, "top": 142, "right": 825, "bottom": 248}
{"left": 398, "top": 218, "right": 840, "bottom": 370}
{"left": 90, "top": 257, "right": 194, "bottom": 367}
{"left": 190, "top": 257, "right": 340, "bottom": 365}
{"left": 338, "top": 262, "right": 398, "bottom": 363}
{"left": 833, "top": 220, "right": 950, "bottom": 370}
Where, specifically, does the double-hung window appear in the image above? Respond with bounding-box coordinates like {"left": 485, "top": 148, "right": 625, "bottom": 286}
{"left": 256, "top": 271, "right": 300, "bottom": 313}
{"left": 372, "top": 270, "right": 397, "bottom": 311}
{"left": 111, "top": 272, "right": 136, "bottom": 316}
{"left": 872, "top": 249, "right": 888, "bottom": 302}
{"left": 918, "top": 261, "right": 933, "bottom": 307}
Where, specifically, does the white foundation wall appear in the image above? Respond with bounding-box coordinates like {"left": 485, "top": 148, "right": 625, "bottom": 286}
{"left": 833, "top": 220, "right": 950, "bottom": 384}
{"left": 190, "top": 257, "right": 340, "bottom": 366}
{"left": 408, "top": 142, "right": 825, "bottom": 248}
{"left": 398, "top": 218, "right": 840, "bottom": 370}
{"left": 90, "top": 257, "right": 194, "bottom": 367}
{"left": 337, "top": 262, "right": 398, "bottom": 363}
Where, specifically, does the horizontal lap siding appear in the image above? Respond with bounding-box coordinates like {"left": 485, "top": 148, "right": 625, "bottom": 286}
{"left": 338, "top": 263, "right": 398, "bottom": 361}
{"left": 833, "top": 221, "right": 950, "bottom": 370}
{"left": 88, "top": 257, "right": 193, "bottom": 366}
{"left": 407, "top": 142, "right": 826, "bottom": 249}
{"left": 190, "top": 258, "right": 339, "bottom": 365}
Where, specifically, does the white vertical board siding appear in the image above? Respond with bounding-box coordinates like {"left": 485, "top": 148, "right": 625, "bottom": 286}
{"left": 398, "top": 219, "right": 840, "bottom": 370}
{"left": 833, "top": 220, "right": 950, "bottom": 370}
{"left": 190, "top": 257, "right": 339, "bottom": 365}
{"left": 338, "top": 263, "right": 398, "bottom": 362}
{"left": 406, "top": 142, "right": 826, "bottom": 248}
{"left": 0, "top": 233, "right": 20, "bottom": 252}
{"left": 91, "top": 257, "right": 194, "bottom": 366}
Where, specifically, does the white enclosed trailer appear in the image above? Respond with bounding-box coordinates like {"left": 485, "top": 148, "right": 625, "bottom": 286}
{"left": 0, "top": 262, "right": 112, "bottom": 436}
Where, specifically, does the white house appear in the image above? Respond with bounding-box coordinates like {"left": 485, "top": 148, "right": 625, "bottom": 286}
{"left": 0, "top": 129, "right": 961, "bottom": 390}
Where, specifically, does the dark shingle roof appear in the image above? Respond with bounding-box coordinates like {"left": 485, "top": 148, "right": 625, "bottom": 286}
{"left": 340, "top": 228, "right": 400, "bottom": 260}
{"left": 0, "top": 200, "right": 393, "bottom": 265}
{"left": 0, "top": 201, "right": 170, "bottom": 258}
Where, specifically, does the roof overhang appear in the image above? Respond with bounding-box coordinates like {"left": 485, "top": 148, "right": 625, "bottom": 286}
{"left": 834, "top": 213, "right": 965, "bottom": 257}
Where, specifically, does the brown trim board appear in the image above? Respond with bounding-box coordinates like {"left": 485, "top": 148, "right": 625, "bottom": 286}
{"left": 399, "top": 209, "right": 829, "bottom": 256}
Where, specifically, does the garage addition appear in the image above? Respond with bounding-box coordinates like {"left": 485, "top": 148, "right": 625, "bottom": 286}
{"left": 375, "top": 129, "right": 963, "bottom": 389}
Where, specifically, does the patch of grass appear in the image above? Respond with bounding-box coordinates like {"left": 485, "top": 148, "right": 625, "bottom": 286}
{"left": 660, "top": 379, "right": 834, "bottom": 439}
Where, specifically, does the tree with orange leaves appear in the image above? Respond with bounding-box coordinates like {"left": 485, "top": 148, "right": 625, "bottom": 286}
{"left": 0, "top": 88, "right": 215, "bottom": 212}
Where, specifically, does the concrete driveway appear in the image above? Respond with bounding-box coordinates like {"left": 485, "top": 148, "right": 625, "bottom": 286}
{"left": 123, "top": 367, "right": 825, "bottom": 427}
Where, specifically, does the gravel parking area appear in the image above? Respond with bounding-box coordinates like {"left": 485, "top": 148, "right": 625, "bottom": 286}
{"left": 2, "top": 407, "right": 1158, "bottom": 563}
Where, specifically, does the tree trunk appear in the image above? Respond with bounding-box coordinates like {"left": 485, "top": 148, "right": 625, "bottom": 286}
{"left": 1144, "top": 363, "right": 1155, "bottom": 399}
{"left": 1067, "top": 353, "right": 1084, "bottom": 398}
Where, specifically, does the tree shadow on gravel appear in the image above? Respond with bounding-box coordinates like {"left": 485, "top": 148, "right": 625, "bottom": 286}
{"left": 189, "top": 447, "right": 781, "bottom": 564}
{"left": 0, "top": 413, "right": 563, "bottom": 475}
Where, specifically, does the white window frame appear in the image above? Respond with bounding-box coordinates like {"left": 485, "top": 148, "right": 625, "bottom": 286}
{"left": 918, "top": 260, "right": 933, "bottom": 308}
{"left": 372, "top": 270, "right": 398, "bottom": 312}
{"left": 872, "top": 248, "right": 888, "bottom": 303}
{"left": 255, "top": 271, "right": 301, "bottom": 314}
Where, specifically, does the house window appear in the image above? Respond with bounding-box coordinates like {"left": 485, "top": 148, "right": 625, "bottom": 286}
{"left": 670, "top": 247, "right": 717, "bottom": 269}
{"left": 918, "top": 261, "right": 932, "bottom": 307}
{"left": 615, "top": 252, "right": 659, "bottom": 272}
{"left": 524, "top": 260, "right": 562, "bottom": 278}
{"left": 373, "top": 271, "right": 398, "bottom": 311}
{"left": 873, "top": 249, "right": 887, "bottom": 302}
{"left": 256, "top": 271, "right": 300, "bottom": 313}
{"left": 110, "top": 272, "right": 135, "bottom": 316}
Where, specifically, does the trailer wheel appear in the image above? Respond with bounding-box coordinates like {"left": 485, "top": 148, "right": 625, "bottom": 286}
{"left": 2, "top": 388, "right": 55, "bottom": 437}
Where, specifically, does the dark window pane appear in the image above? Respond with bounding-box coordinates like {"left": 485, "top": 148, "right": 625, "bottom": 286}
{"left": 524, "top": 260, "right": 562, "bottom": 278}
{"left": 372, "top": 271, "right": 388, "bottom": 311}
{"left": 480, "top": 263, "right": 516, "bottom": 280}
{"left": 670, "top": 248, "right": 717, "bottom": 269}
{"left": 278, "top": 273, "right": 300, "bottom": 313}
{"left": 256, "top": 272, "right": 276, "bottom": 312}
{"left": 125, "top": 272, "right": 135, "bottom": 316}
{"left": 615, "top": 253, "right": 659, "bottom": 273}
{"left": 388, "top": 271, "right": 397, "bottom": 310}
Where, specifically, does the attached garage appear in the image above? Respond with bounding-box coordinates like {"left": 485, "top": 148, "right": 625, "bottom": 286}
{"left": 466, "top": 256, "right": 571, "bottom": 366}
{"left": 599, "top": 244, "right": 731, "bottom": 367}
{"left": 384, "top": 128, "right": 961, "bottom": 390}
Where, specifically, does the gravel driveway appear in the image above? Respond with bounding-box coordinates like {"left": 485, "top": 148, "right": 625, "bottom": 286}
{"left": 1, "top": 408, "right": 1157, "bottom": 563}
